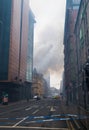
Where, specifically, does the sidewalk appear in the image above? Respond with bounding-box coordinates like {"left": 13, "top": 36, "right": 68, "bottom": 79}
{"left": 61, "top": 100, "right": 78, "bottom": 115}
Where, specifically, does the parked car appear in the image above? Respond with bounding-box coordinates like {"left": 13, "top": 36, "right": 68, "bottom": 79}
{"left": 33, "top": 96, "right": 41, "bottom": 100}
{"left": 33, "top": 96, "right": 37, "bottom": 99}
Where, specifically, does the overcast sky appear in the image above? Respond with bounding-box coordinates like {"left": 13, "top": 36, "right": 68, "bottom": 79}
{"left": 29, "top": 0, "right": 66, "bottom": 89}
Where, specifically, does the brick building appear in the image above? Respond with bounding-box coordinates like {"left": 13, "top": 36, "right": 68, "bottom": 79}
{"left": 0, "top": 0, "right": 35, "bottom": 101}
{"left": 74, "top": 0, "right": 89, "bottom": 128}
{"left": 63, "top": 0, "right": 80, "bottom": 104}
{"left": 32, "top": 69, "right": 48, "bottom": 98}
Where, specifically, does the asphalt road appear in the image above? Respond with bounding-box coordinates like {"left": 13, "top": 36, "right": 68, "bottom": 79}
{"left": 0, "top": 99, "right": 69, "bottom": 130}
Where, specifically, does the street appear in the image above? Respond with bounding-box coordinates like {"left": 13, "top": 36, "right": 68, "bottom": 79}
{"left": 0, "top": 99, "right": 86, "bottom": 130}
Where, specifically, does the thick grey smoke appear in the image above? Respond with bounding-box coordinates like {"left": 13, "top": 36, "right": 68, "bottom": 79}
{"left": 33, "top": 25, "right": 64, "bottom": 76}
{"left": 30, "top": 0, "right": 66, "bottom": 88}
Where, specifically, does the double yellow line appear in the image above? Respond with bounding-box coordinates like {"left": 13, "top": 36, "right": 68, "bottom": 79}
{"left": 66, "top": 119, "right": 81, "bottom": 130}
{"left": 66, "top": 120, "right": 75, "bottom": 130}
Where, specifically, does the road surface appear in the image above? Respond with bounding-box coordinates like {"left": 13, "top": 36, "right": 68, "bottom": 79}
{"left": 0, "top": 99, "right": 85, "bottom": 130}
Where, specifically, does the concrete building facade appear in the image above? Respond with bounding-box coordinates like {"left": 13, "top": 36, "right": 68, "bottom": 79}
{"left": 26, "top": 10, "right": 36, "bottom": 82}
{"left": 25, "top": 9, "right": 36, "bottom": 99}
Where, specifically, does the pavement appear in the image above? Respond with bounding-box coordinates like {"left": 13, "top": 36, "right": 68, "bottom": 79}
{"left": 61, "top": 100, "right": 78, "bottom": 115}
{"left": 61, "top": 100, "right": 89, "bottom": 130}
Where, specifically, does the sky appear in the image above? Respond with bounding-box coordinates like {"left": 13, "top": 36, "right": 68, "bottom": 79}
{"left": 29, "top": 0, "right": 66, "bottom": 89}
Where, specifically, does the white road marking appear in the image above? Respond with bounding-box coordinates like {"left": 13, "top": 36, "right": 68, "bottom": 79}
{"left": 0, "top": 126, "right": 69, "bottom": 129}
{"left": 0, "top": 105, "right": 30, "bottom": 115}
{"left": 0, "top": 117, "right": 24, "bottom": 120}
{"left": 34, "top": 116, "right": 44, "bottom": 119}
{"left": 26, "top": 119, "right": 54, "bottom": 123}
{"left": 0, "top": 104, "right": 39, "bottom": 116}
{"left": 50, "top": 106, "right": 55, "bottom": 111}
{"left": 25, "top": 107, "right": 32, "bottom": 111}
{"left": 32, "top": 109, "right": 39, "bottom": 114}
{"left": 25, "top": 105, "right": 39, "bottom": 111}
{"left": 12, "top": 116, "right": 29, "bottom": 127}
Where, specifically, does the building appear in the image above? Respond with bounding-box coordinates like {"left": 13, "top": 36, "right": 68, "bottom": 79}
{"left": 63, "top": 0, "right": 80, "bottom": 104}
{"left": 32, "top": 69, "right": 47, "bottom": 98}
{"left": 0, "top": 0, "right": 35, "bottom": 101}
{"left": 26, "top": 9, "right": 36, "bottom": 99}
{"left": 74, "top": 0, "right": 89, "bottom": 128}
{"left": 44, "top": 72, "right": 51, "bottom": 96}
{"left": 26, "top": 9, "right": 36, "bottom": 82}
